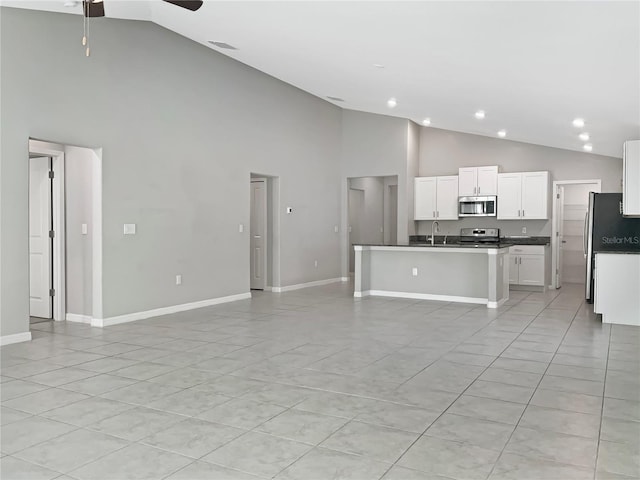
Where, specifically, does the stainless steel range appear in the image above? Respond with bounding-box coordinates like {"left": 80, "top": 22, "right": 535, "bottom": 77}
{"left": 459, "top": 228, "right": 501, "bottom": 245}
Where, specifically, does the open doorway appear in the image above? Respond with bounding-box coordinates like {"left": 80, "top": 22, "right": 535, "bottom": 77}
{"left": 552, "top": 179, "right": 601, "bottom": 289}
{"left": 29, "top": 156, "right": 55, "bottom": 323}
{"left": 28, "top": 139, "right": 103, "bottom": 326}
{"left": 250, "top": 174, "right": 280, "bottom": 291}
{"left": 347, "top": 175, "right": 398, "bottom": 274}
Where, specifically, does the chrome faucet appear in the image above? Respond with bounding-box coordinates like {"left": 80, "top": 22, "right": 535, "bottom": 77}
{"left": 431, "top": 221, "right": 440, "bottom": 246}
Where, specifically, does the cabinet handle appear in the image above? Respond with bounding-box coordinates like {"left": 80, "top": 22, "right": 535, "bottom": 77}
{"left": 519, "top": 257, "right": 522, "bottom": 265}
{"left": 515, "top": 257, "right": 518, "bottom": 264}
{"left": 473, "top": 186, "right": 476, "bottom": 194}
{"left": 522, "top": 210, "right": 525, "bottom": 217}
{"left": 478, "top": 186, "right": 481, "bottom": 194}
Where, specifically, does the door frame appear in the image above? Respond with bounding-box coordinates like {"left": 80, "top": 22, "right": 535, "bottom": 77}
{"left": 28, "top": 140, "right": 66, "bottom": 321}
{"left": 250, "top": 177, "right": 268, "bottom": 290}
{"left": 551, "top": 179, "right": 601, "bottom": 289}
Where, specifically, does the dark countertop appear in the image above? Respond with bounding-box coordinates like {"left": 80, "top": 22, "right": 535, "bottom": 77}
{"left": 595, "top": 251, "right": 640, "bottom": 255}
{"left": 355, "top": 243, "right": 513, "bottom": 249}
{"left": 409, "top": 235, "right": 550, "bottom": 246}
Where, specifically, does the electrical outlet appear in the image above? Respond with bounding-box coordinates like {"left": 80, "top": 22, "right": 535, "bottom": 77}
{"left": 239, "top": 224, "right": 244, "bottom": 233}
{"left": 522, "top": 227, "right": 527, "bottom": 234}
{"left": 286, "top": 207, "right": 293, "bottom": 214}
{"left": 412, "top": 267, "right": 418, "bottom": 276}
{"left": 123, "top": 224, "right": 136, "bottom": 235}
{"left": 314, "top": 260, "right": 318, "bottom": 268}
{"left": 175, "top": 275, "right": 182, "bottom": 285}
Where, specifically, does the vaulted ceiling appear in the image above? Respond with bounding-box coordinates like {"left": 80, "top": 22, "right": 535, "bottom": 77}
{"left": 4, "top": 0, "right": 639, "bottom": 157}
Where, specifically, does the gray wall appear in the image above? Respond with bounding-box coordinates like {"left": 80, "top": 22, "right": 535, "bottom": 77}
{"left": 340, "top": 110, "right": 411, "bottom": 275}
{"left": 348, "top": 177, "right": 384, "bottom": 245}
{"left": 0, "top": 8, "right": 342, "bottom": 335}
{"left": 417, "top": 127, "right": 622, "bottom": 236}
{"left": 64, "top": 145, "right": 95, "bottom": 317}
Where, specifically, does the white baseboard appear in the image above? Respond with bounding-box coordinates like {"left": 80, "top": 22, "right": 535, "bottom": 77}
{"left": 272, "top": 277, "right": 345, "bottom": 293}
{"left": 355, "top": 289, "right": 488, "bottom": 306}
{"left": 264, "top": 286, "right": 273, "bottom": 292}
{"left": 66, "top": 313, "right": 92, "bottom": 324}
{"left": 91, "top": 292, "right": 252, "bottom": 328}
{"left": 340, "top": 277, "right": 349, "bottom": 282}
{"left": 487, "top": 298, "right": 508, "bottom": 309}
{"left": 1, "top": 331, "right": 32, "bottom": 346}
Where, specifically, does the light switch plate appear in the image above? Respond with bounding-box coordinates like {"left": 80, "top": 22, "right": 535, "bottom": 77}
{"left": 124, "top": 224, "right": 136, "bottom": 235}
{"left": 412, "top": 267, "right": 418, "bottom": 276}
{"left": 239, "top": 224, "right": 244, "bottom": 233}
{"left": 81, "top": 223, "right": 88, "bottom": 235}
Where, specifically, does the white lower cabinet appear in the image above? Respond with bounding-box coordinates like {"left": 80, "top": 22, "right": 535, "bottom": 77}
{"left": 509, "top": 245, "right": 546, "bottom": 287}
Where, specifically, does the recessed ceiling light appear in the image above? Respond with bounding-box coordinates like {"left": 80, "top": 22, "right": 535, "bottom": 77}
{"left": 387, "top": 98, "right": 397, "bottom": 108}
{"left": 497, "top": 129, "right": 507, "bottom": 138}
{"left": 373, "top": 64, "right": 385, "bottom": 69}
{"left": 327, "top": 96, "right": 345, "bottom": 102}
{"left": 573, "top": 118, "right": 585, "bottom": 128}
{"left": 579, "top": 132, "right": 590, "bottom": 141}
{"left": 583, "top": 143, "right": 593, "bottom": 152}
{"left": 208, "top": 41, "right": 237, "bottom": 50}
{"left": 422, "top": 118, "right": 431, "bottom": 126}
{"left": 475, "top": 110, "right": 485, "bottom": 120}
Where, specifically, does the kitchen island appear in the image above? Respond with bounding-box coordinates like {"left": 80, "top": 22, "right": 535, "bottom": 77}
{"left": 353, "top": 244, "right": 510, "bottom": 308}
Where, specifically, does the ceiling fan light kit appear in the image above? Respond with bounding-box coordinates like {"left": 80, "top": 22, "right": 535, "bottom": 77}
{"left": 79, "top": 0, "right": 203, "bottom": 57}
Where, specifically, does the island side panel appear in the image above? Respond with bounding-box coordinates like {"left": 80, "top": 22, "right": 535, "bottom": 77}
{"left": 368, "top": 249, "right": 488, "bottom": 301}
{"left": 353, "top": 246, "right": 371, "bottom": 297}
{"left": 487, "top": 249, "right": 509, "bottom": 308}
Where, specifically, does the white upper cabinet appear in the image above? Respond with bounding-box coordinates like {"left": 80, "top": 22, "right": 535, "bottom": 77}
{"left": 414, "top": 177, "right": 437, "bottom": 220}
{"left": 436, "top": 176, "right": 460, "bottom": 220}
{"left": 521, "top": 172, "right": 549, "bottom": 219}
{"left": 414, "top": 176, "right": 458, "bottom": 220}
{"left": 496, "top": 173, "right": 522, "bottom": 219}
{"left": 458, "top": 166, "right": 498, "bottom": 196}
{"left": 497, "top": 171, "right": 549, "bottom": 220}
{"left": 623, "top": 140, "right": 640, "bottom": 217}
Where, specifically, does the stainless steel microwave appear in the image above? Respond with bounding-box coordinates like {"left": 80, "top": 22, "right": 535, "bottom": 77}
{"left": 458, "top": 196, "right": 497, "bottom": 217}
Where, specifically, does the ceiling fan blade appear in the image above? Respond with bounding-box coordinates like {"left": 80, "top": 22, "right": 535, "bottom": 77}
{"left": 83, "top": 0, "right": 105, "bottom": 18}
{"left": 162, "top": 0, "right": 203, "bottom": 11}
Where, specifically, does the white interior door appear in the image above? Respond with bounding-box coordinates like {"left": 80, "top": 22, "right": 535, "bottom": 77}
{"left": 348, "top": 188, "right": 364, "bottom": 273}
{"left": 250, "top": 179, "right": 267, "bottom": 290}
{"left": 29, "top": 156, "right": 53, "bottom": 319}
{"left": 556, "top": 185, "right": 565, "bottom": 288}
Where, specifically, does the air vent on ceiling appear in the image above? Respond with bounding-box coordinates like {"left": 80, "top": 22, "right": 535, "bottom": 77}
{"left": 208, "top": 41, "right": 237, "bottom": 50}
{"left": 327, "top": 96, "right": 345, "bottom": 102}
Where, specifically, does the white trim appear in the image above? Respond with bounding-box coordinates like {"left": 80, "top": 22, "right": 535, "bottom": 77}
{"left": 66, "top": 313, "right": 92, "bottom": 324}
{"left": 551, "top": 179, "right": 601, "bottom": 289}
{"left": 28, "top": 140, "right": 66, "bottom": 322}
{"left": 272, "top": 277, "right": 345, "bottom": 293}
{"left": 263, "top": 286, "right": 273, "bottom": 292}
{"left": 92, "top": 148, "right": 104, "bottom": 320}
{"left": 91, "top": 292, "right": 252, "bottom": 327}
{"left": 1, "top": 332, "right": 32, "bottom": 346}
{"left": 487, "top": 298, "right": 507, "bottom": 309}
{"left": 356, "top": 289, "right": 488, "bottom": 305}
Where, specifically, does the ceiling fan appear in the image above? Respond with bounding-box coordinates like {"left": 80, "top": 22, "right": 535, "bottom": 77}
{"left": 81, "top": 0, "right": 204, "bottom": 56}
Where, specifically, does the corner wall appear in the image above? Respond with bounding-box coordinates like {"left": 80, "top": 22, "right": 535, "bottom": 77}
{"left": 0, "top": 7, "right": 342, "bottom": 336}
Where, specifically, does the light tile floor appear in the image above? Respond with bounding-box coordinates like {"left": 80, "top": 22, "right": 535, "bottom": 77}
{"left": 1, "top": 283, "right": 639, "bottom": 480}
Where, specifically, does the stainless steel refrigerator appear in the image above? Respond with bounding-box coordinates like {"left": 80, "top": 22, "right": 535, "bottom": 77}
{"left": 585, "top": 192, "right": 640, "bottom": 302}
